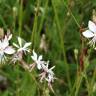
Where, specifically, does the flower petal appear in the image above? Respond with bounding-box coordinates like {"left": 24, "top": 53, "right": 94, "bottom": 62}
{"left": 13, "top": 43, "right": 19, "bottom": 48}
{"left": 23, "top": 42, "right": 31, "bottom": 48}
{"left": 18, "top": 37, "right": 22, "bottom": 47}
{"left": 8, "top": 34, "right": 12, "bottom": 40}
{"left": 2, "top": 36, "right": 9, "bottom": 49}
{"left": 82, "top": 30, "right": 94, "bottom": 38}
{"left": 38, "top": 55, "right": 42, "bottom": 61}
{"left": 31, "top": 50, "right": 37, "bottom": 61}
{"left": 4, "top": 46, "right": 15, "bottom": 54}
{"left": 50, "top": 66, "right": 55, "bottom": 70}
{"left": 88, "top": 20, "right": 96, "bottom": 33}
{"left": 37, "top": 63, "right": 42, "bottom": 70}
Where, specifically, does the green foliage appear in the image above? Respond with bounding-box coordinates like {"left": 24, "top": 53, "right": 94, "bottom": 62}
{"left": 0, "top": 0, "right": 96, "bottom": 96}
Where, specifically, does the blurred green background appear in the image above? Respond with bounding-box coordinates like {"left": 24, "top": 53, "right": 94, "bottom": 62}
{"left": 0, "top": 0, "right": 96, "bottom": 96}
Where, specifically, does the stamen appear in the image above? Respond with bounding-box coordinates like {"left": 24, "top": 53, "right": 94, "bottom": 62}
{"left": 89, "top": 36, "right": 96, "bottom": 48}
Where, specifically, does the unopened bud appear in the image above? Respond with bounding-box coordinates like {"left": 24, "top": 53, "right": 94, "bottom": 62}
{"left": 74, "top": 49, "right": 78, "bottom": 61}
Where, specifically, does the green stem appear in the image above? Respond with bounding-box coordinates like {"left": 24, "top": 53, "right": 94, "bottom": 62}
{"left": 63, "top": 0, "right": 81, "bottom": 28}
{"left": 37, "top": 0, "right": 48, "bottom": 36}
{"left": 86, "top": 78, "right": 91, "bottom": 96}
{"left": 75, "top": 73, "right": 83, "bottom": 96}
{"left": 30, "top": 0, "right": 40, "bottom": 49}
{"left": 51, "top": 0, "right": 71, "bottom": 92}
{"left": 31, "top": 14, "right": 38, "bottom": 49}
{"left": 18, "top": 0, "right": 23, "bottom": 36}
{"left": 89, "top": 68, "right": 96, "bottom": 96}
{"left": 74, "top": 59, "right": 89, "bottom": 96}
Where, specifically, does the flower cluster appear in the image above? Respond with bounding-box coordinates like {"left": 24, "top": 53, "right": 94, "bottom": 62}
{"left": 82, "top": 20, "right": 96, "bottom": 48}
{"left": 0, "top": 33, "right": 15, "bottom": 63}
{"left": 31, "top": 50, "right": 55, "bottom": 86}
{"left": 12, "top": 37, "right": 31, "bottom": 63}
{"left": 0, "top": 30, "right": 55, "bottom": 89}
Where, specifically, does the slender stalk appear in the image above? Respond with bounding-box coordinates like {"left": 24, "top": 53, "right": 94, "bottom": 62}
{"left": 74, "top": 59, "right": 89, "bottom": 96}
{"left": 89, "top": 68, "right": 96, "bottom": 96}
{"left": 30, "top": 12, "right": 38, "bottom": 49}
{"left": 51, "top": 0, "right": 71, "bottom": 92}
{"left": 18, "top": 59, "right": 42, "bottom": 89}
{"left": 18, "top": 0, "right": 23, "bottom": 36}
{"left": 63, "top": 0, "right": 81, "bottom": 28}
{"left": 13, "top": 7, "right": 17, "bottom": 34}
{"left": 84, "top": 75, "right": 91, "bottom": 96}
{"left": 74, "top": 73, "right": 83, "bottom": 96}
{"left": 37, "top": 0, "right": 48, "bottom": 36}
{"left": 16, "top": 1, "right": 23, "bottom": 95}
{"left": 27, "top": 0, "right": 39, "bottom": 63}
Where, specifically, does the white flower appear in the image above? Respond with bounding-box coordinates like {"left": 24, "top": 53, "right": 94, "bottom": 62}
{"left": 42, "top": 61, "right": 55, "bottom": 75}
{"left": 0, "top": 35, "right": 15, "bottom": 63}
{"left": 46, "top": 74, "right": 55, "bottom": 83}
{"left": 39, "top": 61, "right": 55, "bottom": 82}
{"left": 41, "top": 61, "right": 49, "bottom": 71}
{"left": 31, "top": 50, "right": 56, "bottom": 84}
{"left": 45, "top": 64, "right": 55, "bottom": 84}
{"left": 82, "top": 20, "right": 96, "bottom": 47}
{"left": 46, "top": 73, "right": 56, "bottom": 92}
{"left": 11, "top": 51, "right": 23, "bottom": 64}
{"left": 31, "top": 50, "right": 44, "bottom": 70}
{"left": 13, "top": 37, "right": 31, "bottom": 54}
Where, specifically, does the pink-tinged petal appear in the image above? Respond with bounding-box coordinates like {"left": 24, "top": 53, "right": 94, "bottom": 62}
{"left": 82, "top": 30, "right": 94, "bottom": 38}
{"left": 4, "top": 46, "right": 15, "bottom": 54}
{"left": 88, "top": 21, "right": 96, "bottom": 33}
{"left": 3, "top": 36, "right": 8, "bottom": 43}
{"left": 2, "top": 36, "right": 9, "bottom": 49}
{"left": 2, "top": 41, "right": 9, "bottom": 49}
{"left": 42, "top": 63, "right": 49, "bottom": 72}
